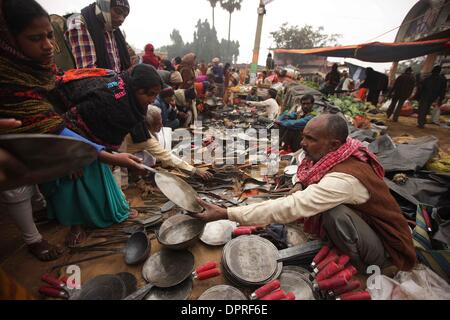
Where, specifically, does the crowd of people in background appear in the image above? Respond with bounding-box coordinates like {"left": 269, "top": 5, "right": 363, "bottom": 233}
{"left": 0, "top": 0, "right": 447, "bottom": 266}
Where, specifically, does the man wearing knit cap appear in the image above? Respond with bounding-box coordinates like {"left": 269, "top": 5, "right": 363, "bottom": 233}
{"left": 211, "top": 57, "right": 225, "bottom": 97}
{"left": 66, "top": 0, "right": 131, "bottom": 72}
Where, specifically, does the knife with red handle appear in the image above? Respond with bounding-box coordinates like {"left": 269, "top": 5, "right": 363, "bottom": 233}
{"left": 316, "top": 261, "right": 344, "bottom": 282}
{"left": 337, "top": 291, "right": 371, "bottom": 300}
{"left": 194, "top": 268, "right": 221, "bottom": 281}
{"left": 310, "top": 245, "right": 330, "bottom": 268}
{"left": 337, "top": 255, "right": 350, "bottom": 267}
{"left": 193, "top": 262, "right": 218, "bottom": 277}
{"left": 330, "top": 280, "right": 362, "bottom": 297}
{"left": 233, "top": 227, "right": 253, "bottom": 236}
{"left": 331, "top": 265, "right": 358, "bottom": 281}
{"left": 260, "top": 290, "right": 287, "bottom": 301}
{"left": 314, "top": 276, "right": 348, "bottom": 291}
{"left": 250, "top": 280, "right": 281, "bottom": 300}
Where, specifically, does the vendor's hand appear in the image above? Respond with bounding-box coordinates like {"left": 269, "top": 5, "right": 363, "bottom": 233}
{"left": 289, "top": 183, "right": 303, "bottom": 195}
{"left": 192, "top": 198, "right": 228, "bottom": 222}
{"left": 195, "top": 168, "right": 213, "bottom": 181}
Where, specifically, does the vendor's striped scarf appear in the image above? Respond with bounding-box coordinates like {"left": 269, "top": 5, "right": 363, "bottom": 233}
{"left": 0, "top": 0, "right": 64, "bottom": 135}
{"left": 297, "top": 137, "right": 385, "bottom": 186}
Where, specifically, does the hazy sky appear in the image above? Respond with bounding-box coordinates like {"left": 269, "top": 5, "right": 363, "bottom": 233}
{"left": 38, "top": 0, "right": 419, "bottom": 71}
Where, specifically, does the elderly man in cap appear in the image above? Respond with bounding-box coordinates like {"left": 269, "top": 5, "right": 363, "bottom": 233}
{"left": 194, "top": 114, "right": 416, "bottom": 273}
{"left": 210, "top": 57, "right": 225, "bottom": 97}
{"left": 66, "top": 0, "right": 131, "bottom": 72}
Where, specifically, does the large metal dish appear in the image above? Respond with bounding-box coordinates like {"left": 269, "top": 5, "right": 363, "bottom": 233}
{"left": 0, "top": 134, "right": 97, "bottom": 190}
{"left": 141, "top": 165, "right": 203, "bottom": 213}
{"left": 157, "top": 215, "right": 205, "bottom": 250}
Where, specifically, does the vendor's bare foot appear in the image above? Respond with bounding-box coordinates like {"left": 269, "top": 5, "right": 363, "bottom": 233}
{"left": 28, "top": 240, "right": 64, "bottom": 261}
{"left": 128, "top": 208, "right": 139, "bottom": 220}
{"left": 65, "top": 226, "right": 87, "bottom": 247}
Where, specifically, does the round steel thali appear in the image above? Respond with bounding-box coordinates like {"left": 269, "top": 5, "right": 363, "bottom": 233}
{"left": 222, "top": 236, "right": 281, "bottom": 286}
{"left": 198, "top": 285, "right": 247, "bottom": 300}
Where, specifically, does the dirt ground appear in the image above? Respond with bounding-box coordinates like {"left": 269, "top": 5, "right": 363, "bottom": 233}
{"left": 0, "top": 117, "right": 448, "bottom": 299}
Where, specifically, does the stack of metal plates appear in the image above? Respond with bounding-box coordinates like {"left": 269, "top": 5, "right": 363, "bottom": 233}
{"left": 198, "top": 285, "right": 247, "bottom": 300}
{"left": 278, "top": 266, "right": 317, "bottom": 300}
{"left": 221, "top": 236, "right": 282, "bottom": 287}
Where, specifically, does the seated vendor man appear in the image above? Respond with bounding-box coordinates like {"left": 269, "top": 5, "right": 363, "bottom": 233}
{"left": 246, "top": 88, "right": 280, "bottom": 121}
{"left": 124, "top": 106, "right": 212, "bottom": 180}
{"left": 246, "top": 87, "right": 260, "bottom": 102}
{"left": 275, "top": 94, "right": 317, "bottom": 152}
{"left": 194, "top": 114, "right": 416, "bottom": 272}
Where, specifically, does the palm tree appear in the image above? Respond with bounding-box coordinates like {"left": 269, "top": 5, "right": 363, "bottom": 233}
{"left": 220, "top": 0, "right": 243, "bottom": 44}
{"left": 207, "top": 0, "right": 220, "bottom": 30}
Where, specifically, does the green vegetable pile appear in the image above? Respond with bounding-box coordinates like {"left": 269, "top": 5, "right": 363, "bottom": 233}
{"left": 301, "top": 80, "right": 320, "bottom": 90}
{"left": 327, "top": 96, "right": 375, "bottom": 117}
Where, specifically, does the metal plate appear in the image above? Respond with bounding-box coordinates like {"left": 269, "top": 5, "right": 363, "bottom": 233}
{"left": 161, "top": 201, "right": 176, "bottom": 213}
{"left": 223, "top": 236, "right": 279, "bottom": 284}
{"left": 142, "top": 250, "right": 194, "bottom": 288}
{"left": 200, "top": 220, "right": 237, "bottom": 246}
{"left": 198, "top": 285, "right": 247, "bottom": 300}
{"left": 154, "top": 172, "right": 203, "bottom": 213}
{"left": 145, "top": 277, "right": 193, "bottom": 300}
{"left": 0, "top": 134, "right": 97, "bottom": 190}
{"left": 70, "top": 275, "right": 126, "bottom": 300}
{"left": 136, "top": 214, "right": 163, "bottom": 226}
{"left": 279, "top": 266, "right": 316, "bottom": 300}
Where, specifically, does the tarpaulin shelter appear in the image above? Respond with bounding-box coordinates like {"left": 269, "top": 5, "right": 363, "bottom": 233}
{"left": 273, "top": 38, "right": 450, "bottom": 63}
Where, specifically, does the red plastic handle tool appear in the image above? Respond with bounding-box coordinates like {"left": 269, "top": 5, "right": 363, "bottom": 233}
{"left": 316, "top": 262, "right": 344, "bottom": 282}
{"left": 195, "top": 262, "right": 218, "bottom": 274}
{"left": 233, "top": 228, "right": 252, "bottom": 236}
{"left": 338, "top": 291, "right": 371, "bottom": 301}
{"left": 314, "top": 252, "right": 339, "bottom": 273}
{"left": 333, "top": 280, "right": 362, "bottom": 296}
{"left": 332, "top": 265, "right": 358, "bottom": 282}
{"left": 337, "top": 255, "right": 350, "bottom": 267}
{"left": 39, "top": 286, "right": 67, "bottom": 299}
{"left": 285, "top": 292, "right": 296, "bottom": 300}
{"left": 251, "top": 280, "right": 281, "bottom": 300}
{"left": 422, "top": 208, "right": 433, "bottom": 232}
{"left": 311, "top": 245, "right": 330, "bottom": 267}
{"left": 316, "top": 277, "right": 348, "bottom": 291}
{"left": 195, "top": 268, "right": 221, "bottom": 281}
{"left": 41, "top": 274, "right": 64, "bottom": 288}
{"left": 260, "top": 290, "right": 287, "bottom": 301}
